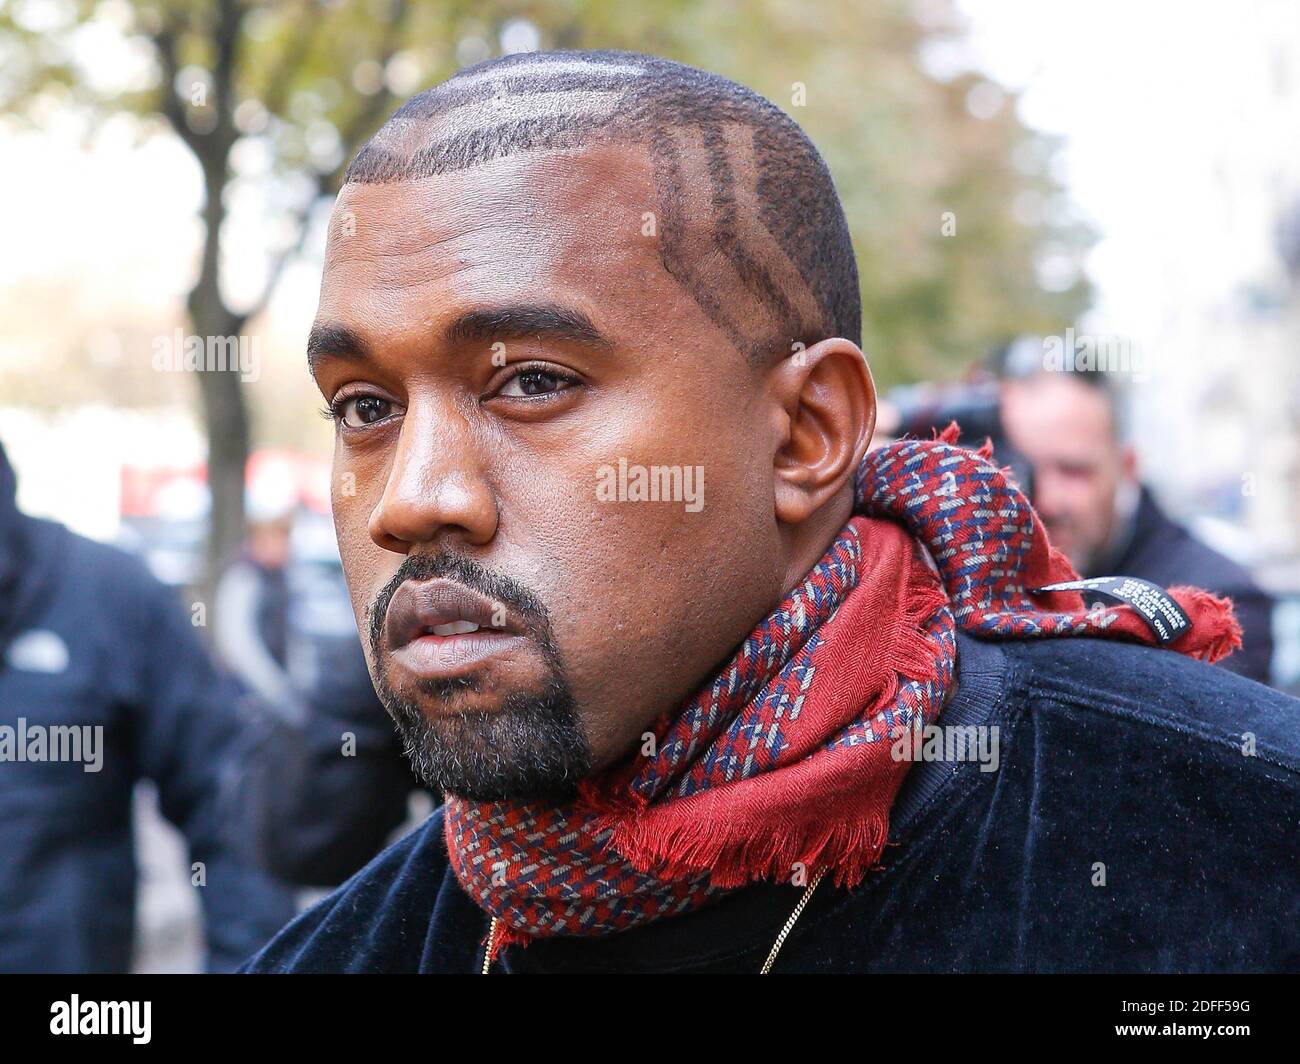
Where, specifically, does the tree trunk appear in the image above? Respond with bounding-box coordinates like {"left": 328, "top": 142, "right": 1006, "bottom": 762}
{"left": 188, "top": 149, "right": 249, "bottom": 607}
{"left": 195, "top": 347, "right": 249, "bottom": 599}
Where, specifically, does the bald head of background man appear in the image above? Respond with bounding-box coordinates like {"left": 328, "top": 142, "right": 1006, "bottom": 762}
{"left": 1000, "top": 369, "right": 1139, "bottom": 573}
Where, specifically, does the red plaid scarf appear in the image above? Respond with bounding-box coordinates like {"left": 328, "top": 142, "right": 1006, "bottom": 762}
{"left": 447, "top": 429, "right": 1240, "bottom": 955}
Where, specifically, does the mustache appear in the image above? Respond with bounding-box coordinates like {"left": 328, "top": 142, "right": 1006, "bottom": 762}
{"left": 367, "top": 550, "right": 553, "bottom": 665}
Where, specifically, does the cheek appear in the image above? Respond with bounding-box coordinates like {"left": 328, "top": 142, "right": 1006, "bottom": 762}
{"left": 1085, "top": 475, "right": 1116, "bottom": 509}
{"left": 330, "top": 452, "right": 392, "bottom": 637}
{"left": 497, "top": 398, "right": 778, "bottom": 716}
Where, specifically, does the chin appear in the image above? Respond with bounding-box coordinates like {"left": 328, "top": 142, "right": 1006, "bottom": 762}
{"left": 378, "top": 672, "right": 595, "bottom": 803}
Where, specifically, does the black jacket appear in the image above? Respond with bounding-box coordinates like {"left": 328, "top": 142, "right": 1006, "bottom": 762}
{"left": 239, "top": 675, "right": 422, "bottom": 887}
{"left": 0, "top": 442, "right": 296, "bottom": 972}
{"left": 240, "top": 632, "right": 1300, "bottom": 973}
{"left": 1088, "top": 486, "right": 1274, "bottom": 684}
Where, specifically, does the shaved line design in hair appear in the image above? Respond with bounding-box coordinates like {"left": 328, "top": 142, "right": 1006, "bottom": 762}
{"left": 343, "top": 49, "right": 861, "bottom": 366}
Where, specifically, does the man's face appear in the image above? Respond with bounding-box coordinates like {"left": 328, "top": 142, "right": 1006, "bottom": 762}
{"left": 1001, "top": 375, "right": 1135, "bottom": 571}
{"left": 309, "top": 139, "right": 791, "bottom": 800}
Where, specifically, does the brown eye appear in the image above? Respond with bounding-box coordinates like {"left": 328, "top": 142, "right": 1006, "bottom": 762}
{"left": 339, "top": 395, "right": 393, "bottom": 427}
{"left": 498, "top": 368, "right": 573, "bottom": 398}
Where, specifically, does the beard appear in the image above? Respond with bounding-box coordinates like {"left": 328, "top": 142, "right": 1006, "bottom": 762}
{"left": 368, "top": 550, "right": 593, "bottom": 803}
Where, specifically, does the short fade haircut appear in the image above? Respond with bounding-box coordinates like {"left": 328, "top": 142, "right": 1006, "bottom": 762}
{"left": 343, "top": 49, "right": 861, "bottom": 365}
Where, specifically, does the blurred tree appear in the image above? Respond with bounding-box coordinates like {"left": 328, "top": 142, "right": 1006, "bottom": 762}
{"left": 0, "top": 0, "right": 1089, "bottom": 581}
{"left": 1, "top": 0, "right": 440, "bottom": 587}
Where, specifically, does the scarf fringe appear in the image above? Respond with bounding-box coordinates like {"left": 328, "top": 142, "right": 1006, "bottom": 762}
{"left": 583, "top": 555, "right": 951, "bottom": 888}
{"left": 1169, "top": 586, "right": 1243, "bottom": 663}
{"left": 935, "top": 419, "right": 991, "bottom": 460}
{"left": 890, "top": 563, "right": 951, "bottom": 684}
{"left": 605, "top": 807, "right": 891, "bottom": 891}
{"left": 491, "top": 922, "right": 533, "bottom": 958}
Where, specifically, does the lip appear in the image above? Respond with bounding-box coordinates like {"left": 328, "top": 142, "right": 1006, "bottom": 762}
{"left": 392, "top": 629, "right": 527, "bottom": 680}
{"left": 384, "top": 577, "right": 527, "bottom": 681}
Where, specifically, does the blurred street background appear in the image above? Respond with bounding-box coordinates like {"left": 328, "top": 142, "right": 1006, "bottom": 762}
{"left": 1, "top": 0, "right": 1297, "bottom": 971}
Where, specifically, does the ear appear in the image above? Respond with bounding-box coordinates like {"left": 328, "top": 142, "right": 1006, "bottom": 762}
{"left": 769, "top": 338, "right": 876, "bottom": 526}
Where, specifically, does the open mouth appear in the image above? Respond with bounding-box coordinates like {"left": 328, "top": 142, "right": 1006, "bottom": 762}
{"left": 383, "top": 577, "right": 528, "bottom": 681}
{"left": 422, "top": 619, "right": 491, "bottom": 637}
{"left": 386, "top": 577, "right": 519, "bottom": 647}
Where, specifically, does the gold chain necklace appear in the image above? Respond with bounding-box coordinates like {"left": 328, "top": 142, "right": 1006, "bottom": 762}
{"left": 480, "top": 868, "right": 827, "bottom": 975}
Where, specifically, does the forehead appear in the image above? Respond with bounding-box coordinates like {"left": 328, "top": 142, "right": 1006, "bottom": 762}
{"left": 1004, "top": 376, "right": 1117, "bottom": 451}
{"left": 319, "top": 140, "right": 665, "bottom": 329}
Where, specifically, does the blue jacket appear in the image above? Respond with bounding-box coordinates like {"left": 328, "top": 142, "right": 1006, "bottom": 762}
{"left": 240, "top": 631, "right": 1300, "bottom": 973}
{"left": 0, "top": 444, "right": 296, "bottom": 972}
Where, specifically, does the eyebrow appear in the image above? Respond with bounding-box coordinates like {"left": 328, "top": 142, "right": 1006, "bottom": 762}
{"left": 306, "top": 302, "right": 613, "bottom": 374}
{"left": 307, "top": 322, "right": 369, "bottom": 373}
{"left": 445, "top": 303, "right": 613, "bottom": 354}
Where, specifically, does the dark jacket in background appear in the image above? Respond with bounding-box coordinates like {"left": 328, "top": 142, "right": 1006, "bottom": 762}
{"left": 0, "top": 442, "right": 296, "bottom": 972}
{"left": 1088, "top": 486, "right": 1275, "bottom": 685}
{"left": 240, "top": 674, "right": 423, "bottom": 887}
{"left": 241, "top": 632, "right": 1300, "bottom": 974}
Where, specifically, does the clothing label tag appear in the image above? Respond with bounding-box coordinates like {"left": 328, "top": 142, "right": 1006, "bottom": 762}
{"left": 1029, "top": 575, "right": 1191, "bottom": 644}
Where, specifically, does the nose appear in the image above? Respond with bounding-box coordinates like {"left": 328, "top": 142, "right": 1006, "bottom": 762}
{"left": 367, "top": 399, "right": 498, "bottom": 554}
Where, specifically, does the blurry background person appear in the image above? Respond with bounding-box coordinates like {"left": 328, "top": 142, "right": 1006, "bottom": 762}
{"left": 213, "top": 487, "right": 296, "bottom": 713}
{"left": 213, "top": 473, "right": 428, "bottom": 889}
{"left": 1000, "top": 367, "right": 1276, "bottom": 684}
{"left": 232, "top": 538, "right": 430, "bottom": 891}
{"left": 0, "top": 438, "right": 295, "bottom": 972}
{"left": 238, "top": 648, "right": 428, "bottom": 889}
